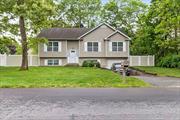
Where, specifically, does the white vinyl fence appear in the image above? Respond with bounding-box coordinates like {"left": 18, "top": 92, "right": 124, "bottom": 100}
{"left": 129, "top": 55, "right": 155, "bottom": 66}
{"left": 0, "top": 54, "right": 154, "bottom": 67}
{"left": 0, "top": 54, "right": 39, "bottom": 66}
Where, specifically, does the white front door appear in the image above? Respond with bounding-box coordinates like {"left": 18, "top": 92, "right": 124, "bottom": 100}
{"left": 68, "top": 49, "right": 78, "bottom": 63}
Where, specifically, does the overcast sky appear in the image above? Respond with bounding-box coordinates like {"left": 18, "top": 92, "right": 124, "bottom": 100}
{"left": 102, "top": 0, "right": 151, "bottom": 4}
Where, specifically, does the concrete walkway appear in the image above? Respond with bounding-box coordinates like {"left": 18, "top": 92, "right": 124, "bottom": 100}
{"left": 134, "top": 75, "right": 180, "bottom": 88}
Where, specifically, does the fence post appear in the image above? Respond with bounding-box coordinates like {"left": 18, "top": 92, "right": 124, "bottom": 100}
{"left": 153, "top": 55, "right": 155, "bottom": 66}
{"left": 29, "top": 55, "right": 32, "bottom": 66}
{"left": 138, "top": 56, "right": 141, "bottom": 66}
{"left": 147, "top": 55, "right": 150, "bottom": 66}
{"left": 129, "top": 56, "right": 132, "bottom": 66}
{"left": 0, "top": 54, "right": 7, "bottom": 66}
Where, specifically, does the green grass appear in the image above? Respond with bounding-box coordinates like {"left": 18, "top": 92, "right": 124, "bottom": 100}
{"left": 0, "top": 67, "right": 150, "bottom": 88}
{"left": 133, "top": 66, "right": 180, "bottom": 78}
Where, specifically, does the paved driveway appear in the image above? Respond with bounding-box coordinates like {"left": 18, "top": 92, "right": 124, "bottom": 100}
{"left": 134, "top": 76, "right": 180, "bottom": 87}
{"left": 0, "top": 88, "right": 180, "bottom": 120}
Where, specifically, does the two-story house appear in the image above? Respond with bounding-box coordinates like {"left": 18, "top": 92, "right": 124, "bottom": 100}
{"left": 38, "top": 23, "right": 131, "bottom": 68}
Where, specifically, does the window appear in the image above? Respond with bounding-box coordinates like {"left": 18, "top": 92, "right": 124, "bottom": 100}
{"left": 47, "top": 41, "right": 58, "bottom": 52}
{"left": 47, "top": 59, "right": 59, "bottom": 66}
{"left": 112, "top": 42, "right": 123, "bottom": 51}
{"left": 87, "top": 42, "right": 98, "bottom": 52}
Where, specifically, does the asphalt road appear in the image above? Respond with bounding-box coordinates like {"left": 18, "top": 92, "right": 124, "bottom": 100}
{"left": 134, "top": 76, "right": 180, "bottom": 87}
{"left": 0, "top": 88, "right": 180, "bottom": 120}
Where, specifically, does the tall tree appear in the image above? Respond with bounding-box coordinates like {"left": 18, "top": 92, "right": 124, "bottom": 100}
{"left": 101, "top": 0, "right": 147, "bottom": 37}
{"left": 57, "top": 0, "right": 101, "bottom": 28}
{"left": 0, "top": 0, "right": 55, "bottom": 70}
{"left": 131, "top": 0, "right": 180, "bottom": 61}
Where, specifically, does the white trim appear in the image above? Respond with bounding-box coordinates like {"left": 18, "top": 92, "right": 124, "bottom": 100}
{"left": 105, "top": 30, "right": 131, "bottom": 40}
{"left": 84, "top": 42, "right": 87, "bottom": 52}
{"left": 105, "top": 41, "right": 107, "bottom": 57}
{"left": 86, "top": 41, "right": 100, "bottom": 52}
{"left": 123, "top": 42, "right": 126, "bottom": 52}
{"left": 110, "top": 41, "right": 124, "bottom": 52}
{"left": 98, "top": 42, "right": 101, "bottom": 52}
{"left": 78, "top": 22, "right": 116, "bottom": 39}
{"left": 58, "top": 41, "right": 62, "bottom": 52}
{"left": 79, "top": 40, "right": 80, "bottom": 56}
{"left": 66, "top": 40, "right": 68, "bottom": 56}
{"left": 109, "top": 41, "right": 112, "bottom": 52}
{"left": 45, "top": 59, "right": 62, "bottom": 66}
{"left": 44, "top": 44, "right": 47, "bottom": 52}
{"left": 46, "top": 41, "right": 60, "bottom": 52}
{"left": 59, "top": 59, "right": 62, "bottom": 65}
{"left": 44, "top": 59, "right": 48, "bottom": 66}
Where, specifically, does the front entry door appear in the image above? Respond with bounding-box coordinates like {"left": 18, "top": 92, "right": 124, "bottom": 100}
{"left": 68, "top": 49, "right": 78, "bottom": 63}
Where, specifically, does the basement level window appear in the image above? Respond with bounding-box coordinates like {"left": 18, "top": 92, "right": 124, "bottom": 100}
{"left": 47, "top": 59, "right": 59, "bottom": 66}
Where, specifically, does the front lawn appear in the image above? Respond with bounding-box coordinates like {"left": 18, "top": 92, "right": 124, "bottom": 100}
{"left": 0, "top": 67, "right": 150, "bottom": 88}
{"left": 133, "top": 66, "right": 180, "bottom": 78}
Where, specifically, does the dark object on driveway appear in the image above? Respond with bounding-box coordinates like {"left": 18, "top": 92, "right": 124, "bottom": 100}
{"left": 111, "top": 63, "right": 130, "bottom": 76}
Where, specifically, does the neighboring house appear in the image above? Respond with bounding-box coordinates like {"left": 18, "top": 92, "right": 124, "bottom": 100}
{"left": 38, "top": 23, "right": 131, "bottom": 68}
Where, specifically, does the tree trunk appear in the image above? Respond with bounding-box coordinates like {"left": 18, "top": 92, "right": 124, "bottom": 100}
{"left": 19, "top": 16, "right": 28, "bottom": 70}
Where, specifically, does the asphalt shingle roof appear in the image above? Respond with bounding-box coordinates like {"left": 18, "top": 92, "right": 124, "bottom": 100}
{"left": 38, "top": 28, "right": 92, "bottom": 40}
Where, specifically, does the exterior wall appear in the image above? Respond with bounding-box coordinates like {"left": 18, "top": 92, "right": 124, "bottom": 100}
{"left": 39, "top": 40, "right": 67, "bottom": 57}
{"left": 79, "top": 25, "right": 114, "bottom": 57}
{"left": 106, "top": 33, "right": 129, "bottom": 57}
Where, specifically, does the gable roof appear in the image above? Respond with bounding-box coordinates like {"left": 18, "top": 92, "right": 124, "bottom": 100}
{"left": 78, "top": 23, "right": 116, "bottom": 39}
{"left": 37, "top": 28, "right": 91, "bottom": 40}
{"left": 37, "top": 23, "right": 131, "bottom": 40}
{"left": 105, "top": 30, "right": 131, "bottom": 40}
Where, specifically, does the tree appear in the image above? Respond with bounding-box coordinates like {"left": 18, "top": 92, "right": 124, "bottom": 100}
{"left": 57, "top": 0, "right": 101, "bottom": 28}
{"left": 131, "top": 0, "right": 180, "bottom": 62}
{"left": 101, "top": 0, "right": 147, "bottom": 37}
{"left": 0, "top": 0, "right": 55, "bottom": 70}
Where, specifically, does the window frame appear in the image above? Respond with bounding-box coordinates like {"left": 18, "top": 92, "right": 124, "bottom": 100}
{"left": 47, "top": 41, "right": 59, "bottom": 52}
{"left": 47, "top": 59, "right": 59, "bottom": 66}
{"left": 112, "top": 42, "right": 123, "bottom": 52}
{"left": 87, "top": 42, "right": 99, "bottom": 52}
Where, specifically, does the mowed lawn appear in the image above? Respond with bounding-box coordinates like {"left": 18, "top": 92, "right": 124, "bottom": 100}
{"left": 0, "top": 67, "right": 150, "bottom": 88}
{"left": 133, "top": 66, "right": 180, "bottom": 78}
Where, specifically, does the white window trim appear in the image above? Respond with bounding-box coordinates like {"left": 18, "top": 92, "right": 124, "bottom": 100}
{"left": 86, "top": 41, "right": 101, "bottom": 52}
{"left": 111, "top": 41, "right": 124, "bottom": 52}
{"left": 46, "top": 41, "right": 61, "bottom": 52}
{"left": 44, "top": 59, "right": 62, "bottom": 66}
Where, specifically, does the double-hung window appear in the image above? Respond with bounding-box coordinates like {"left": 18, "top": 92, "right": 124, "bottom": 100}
{"left": 87, "top": 42, "right": 98, "bottom": 52}
{"left": 47, "top": 41, "right": 58, "bottom": 52}
{"left": 112, "top": 42, "right": 123, "bottom": 52}
{"left": 47, "top": 59, "right": 59, "bottom": 66}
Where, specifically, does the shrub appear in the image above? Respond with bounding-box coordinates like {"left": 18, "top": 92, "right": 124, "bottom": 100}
{"left": 82, "top": 60, "right": 101, "bottom": 68}
{"left": 157, "top": 55, "right": 180, "bottom": 68}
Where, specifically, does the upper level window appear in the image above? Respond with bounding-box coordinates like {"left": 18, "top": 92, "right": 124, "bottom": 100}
{"left": 47, "top": 41, "right": 58, "bottom": 52}
{"left": 112, "top": 42, "right": 123, "bottom": 51}
{"left": 87, "top": 42, "right": 98, "bottom": 52}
